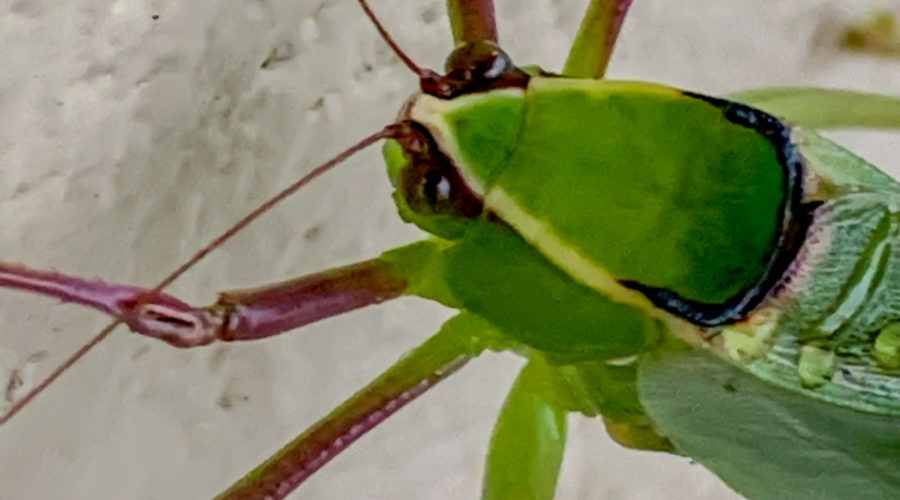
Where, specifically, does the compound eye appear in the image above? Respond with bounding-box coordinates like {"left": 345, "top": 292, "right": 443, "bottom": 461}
{"left": 421, "top": 41, "right": 528, "bottom": 98}
{"left": 391, "top": 121, "right": 483, "bottom": 219}
{"left": 445, "top": 41, "right": 516, "bottom": 82}
{"left": 423, "top": 169, "right": 452, "bottom": 205}
{"left": 401, "top": 159, "right": 482, "bottom": 218}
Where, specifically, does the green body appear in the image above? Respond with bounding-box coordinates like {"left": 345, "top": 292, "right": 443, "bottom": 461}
{"left": 381, "top": 76, "right": 900, "bottom": 498}
{"left": 208, "top": 4, "right": 900, "bottom": 499}
{"left": 401, "top": 79, "right": 787, "bottom": 305}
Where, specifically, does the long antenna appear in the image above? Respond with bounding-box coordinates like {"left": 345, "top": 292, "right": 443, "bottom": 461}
{"left": 0, "top": 126, "right": 398, "bottom": 425}
{"left": 357, "top": 0, "right": 426, "bottom": 76}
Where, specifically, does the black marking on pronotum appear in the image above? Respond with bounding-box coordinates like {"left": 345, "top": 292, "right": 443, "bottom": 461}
{"left": 621, "top": 93, "right": 810, "bottom": 327}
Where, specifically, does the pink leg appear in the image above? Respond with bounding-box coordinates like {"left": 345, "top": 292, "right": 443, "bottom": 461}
{"left": 0, "top": 255, "right": 489, "bottom": 500}
{"left": 0, "top": 258, "right": 407, "bottom": 348}
{"left": 446, "top": 0, "right": 498, "bottom": 44}
{"left": 215, "top": 313, "right": 486, "bottom": 500}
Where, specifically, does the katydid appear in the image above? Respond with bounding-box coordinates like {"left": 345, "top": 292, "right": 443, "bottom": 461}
{"left": 2, "top": 1, "right": 900, "bottom": 499}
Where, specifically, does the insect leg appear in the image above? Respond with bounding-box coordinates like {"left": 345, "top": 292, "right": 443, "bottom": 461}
{"left": 214, "top": 312, "right": 494, "bottom": 500}
{"left": 447, "top": 0, "right": 498, "bottom": 45}
{"left": 483, "top": 360, "right": 568, "bottom": 500}
{"left": 0, "top": 239, "right": 453, "bottom": 349}
{"left": 729, "top": 87, "right": 900, "bottom": 129}
{"left": 563, "top": 0, "right": 636, "bottom": 79}
{"left": 481, "top": 357, "right": 673, "bottom": 499}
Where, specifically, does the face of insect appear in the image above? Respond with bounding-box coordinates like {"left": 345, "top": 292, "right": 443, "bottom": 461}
{"left": 383, "top": 122, "right": 484, "bottom": 238}
{"left": 382, "top": 42, "right": 530, "bottom": 239}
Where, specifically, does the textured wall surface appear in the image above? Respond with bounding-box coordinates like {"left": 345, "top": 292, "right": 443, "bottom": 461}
{"left": 1, "top": 1, "right": 899, "bottom": 499}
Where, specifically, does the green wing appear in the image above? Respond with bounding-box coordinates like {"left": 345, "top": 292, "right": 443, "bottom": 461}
{"left": 638, "top": 349, "right": 900, "bottom": 500}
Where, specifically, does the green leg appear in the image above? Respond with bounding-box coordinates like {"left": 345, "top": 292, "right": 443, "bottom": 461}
{"left": 482, "top": 360, "right": 568, "bottom": 500}
{"left": 564, "top": 0, "right": 636, "bottom": 79}
{"left": 728, "top": 87, "right": 900, "bottom": 130}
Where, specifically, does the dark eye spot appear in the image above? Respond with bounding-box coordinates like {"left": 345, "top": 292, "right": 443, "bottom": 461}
{"left": 393, "top": 121, "right": 483, "bottom": 219}
{"left": 423, "top": 170, "right": 450, "bottom": 204}
{"left": 420, "top": 42, "right": 530, "bottom": 99}
{"left": 402, "top": 159, "right": 481, "bottom": 218}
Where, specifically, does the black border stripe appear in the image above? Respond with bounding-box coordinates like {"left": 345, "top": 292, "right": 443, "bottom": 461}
{"left": 620, "top": 92, "right": 809, "bottom": 327}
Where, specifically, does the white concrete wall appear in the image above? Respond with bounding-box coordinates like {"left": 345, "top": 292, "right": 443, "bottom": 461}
{"left": 0, "top": 1, "right": 898, "bottom": 499}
